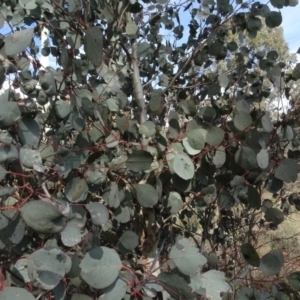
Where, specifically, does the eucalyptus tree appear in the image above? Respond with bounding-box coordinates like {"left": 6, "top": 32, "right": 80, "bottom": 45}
{"left": 0, "top": 0, "right": 300, "bottom": 299}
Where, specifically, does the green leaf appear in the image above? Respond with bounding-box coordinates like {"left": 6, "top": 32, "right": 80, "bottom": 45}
{"left": 218, "top": 73, "right": 229, "bottom": 88}
{"left": 192, "top": 270, "right": 231, "bottom": 300}
{"left": 247, "top": 186, "right": 261, "bottom": 209}
{"left": 0, "top": 144, "right": 18, "bottom": 163}
{"left": 213, "top": 147, "right": 226, "bottom": 168}
{"left": 0, "top": 165, "right": 6, "bottom": 181}
{"left": 199, "top": 106, "right": 216, "bottom": 122}
{"left": 80, "top": 246, "right": 122, "bottom": 289}
{"left": 127, "top": 150, "right": 153, "bottom": 172}
{"left": 292, "top": 63, "right": 300, "bottom": 80}
{"left": 165, "top": 191, "right": 183, "bottom": 213}
{"left": 261, "top": 114, "right": 273, "bottom": 132}
{"left": 105, "top": 130, "right": 120, "bottom": 148}
{"left": 179, "top": 100, "right": 197, "bottom": 116}
{"left": 169, "top": 119, "right": 180, "bottom": 139}
{"left": 170, "top": 236, "right": 207, "bottom": 275}
{"left": 287, "top": 271, "right": 300, "bottom": 292}
{"left": 206, "top": 127, "right": 224, "bottom": 146}
{"left": 28, "top": 247, "right": 71, "bottom": 290}
{"left": 187, "top": 128, "right": 206, "bottom": 150}
{"left": 241, "top": 243, "right": 260, "bottom": 267}
{"left": 126, "top": 22, "right": 138, "bottom": 35}
{"left": 138, "top": 42, "right": 152, "bottom": 58}
{"left": 135, "top": 183, "right": 158, "bottom": 207}
{"left": 182, "top": 137, "right": 201, "bottom": 155}
{"left": 235, "top": 146, "right": 257, "bottom": 170}
{"left": 265, "top": 207, "right": 284, "bottom": 225}
{"left": 18, "top": 118, "right": 40, "bottom": 149}
{"left": 234, "top": 111, "right": 252, "bottom": 131}
{"left": 0, "top": 101, "right": 21, "bottom": 128}
{"left": 39, "top": 70, "right": 57, "bottom": 96}
{"left": 257, "top": 149, "right": 269, "bottom": 169}
{"left": 173, "top": 153, "right": 195, "bottom": 180}
{"left": 265, "top": 11, "right": 282, "bottom": 28}
{"left": 275, "top": 158, "right": 299, "bottom": 183}
{"left": 86, "top": 202, "right": 109, "bottom": 226}
{"left": 236, "top": 287, "right": 262, "bottom": 300}
{"left": 158, "top": 272, "right": 194, "bottom": 300}
{"left": 0, "top": 287, "right": 35, "bottom": 300}
{"left": 5, "top": 28, "right": 34, "bottom": 56}
{"left": 65, "top": 178, "right": 89, "bottom": 203}
{"left": 270, "top": 0, "right": 285, "bottom": 8}
{"left": 20, "top": 200, "right": 66, "bottom": 234}
{"left": 84, "top": 27, "right": 103, "bottom": 67}
{"left": 259, "top": 249, "right": 284, "bottom": 276}
{"left": 139, "top": 120, "right": 156, "bottom": 137}
{"left": 218, "top": 190, "right": 235, "bottom": 209}
{"left": 99, "top": 278, "right": 127, "bottom": 300}
{"left": 61, "top": 218, "right": 87, "bottom": 247}
{"left": 55, "top": 100, "right": 71, "bottom": 119}
{"left": 0, "top": 211, "right": 25, "bottom": 250}
{"left": 119, "top": 231, "right": 139, "bottom": 250}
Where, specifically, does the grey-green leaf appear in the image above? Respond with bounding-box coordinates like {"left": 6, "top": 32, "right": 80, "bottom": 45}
{"left": 169, "top": 236, "right": 207, "bottom": 275}
{"left": 275, "top": 158, "right": 299, "bottom": 183}
{"left": 259, "top": 249, "right": 284, "bottom": 276}
{"left": 5, "top": 28, "right": 34, "bottom": 56}
{"left": 119, "top": 231, "right": 139, "bottom": 250}
{"left": 85, "top": 27, "right": 103, "bottom": 67}
{"left": 135, "top": 183, "right": 158, "bottom": 207}
{"left": 86, "top": 202, "right": 109, "bottom": 226}
{"left": 80, "top": 246, "right": 122, "bottom": 289}
{"left": 65, "top": 178, "right": 89, "bottom": 203}
{"left": 127, "top": 150, "right": 153, "bottom": 172}
{"left": 20, "top": 200, "right": 66, "bottom": 233}
{"left": 241, "top": 243, "right": 260, "bottom": 267}
{"left": 265, "top": 207, "right": 284, "bottom": 225}
{"left": 173, "top": 153, "right": 195, "bottom": 180}
{"left": 0, "top": 287, "right": 35, "bottom": 300}
{"left": 0, "top": 101, "right": 21, "bottom": 128}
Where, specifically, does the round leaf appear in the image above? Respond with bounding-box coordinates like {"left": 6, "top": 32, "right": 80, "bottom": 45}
{"left": 265, "top": 11, "right": 282, "bottom": 28}
{"left": 20, "top": 200, "right": 66, "bottom": 234}
{"left": 173, "top": 153, "right": 195, "bottom": 180}
{"left": 85, "top": 27, "right": 103, "bottom": 68}
{"left": 169, "top": 237, "right": 207, "bottom": 275}
{"left": 259, "top": 249, "right": 284, "bottom": 276}
{"left": 257, "top": 149, "right": 269, "bottom": 169}
{"left": 265, "top": 207, "right": 284, "bottom": 225}
{"left": 135, "top": 183, "right": 158, "bottom": 207}
{"left": 0, "top": 287, "right": 35, "bottom": 300}
{"left": 275, "top": 158, "right": 299, "bottom": 183}
{"left": 187, "top": 129, "right": 205, "bottom": 150}
{"left": 139, "top": 121, "right": 156, "bottom": 137}
{"left": 28, "top": 247, "right": 71, "bottom": 290}
{"left": 99, "top": 278, "right": 127, "bottom": 300}
{"left": 165, "top": 191, "right": 183, "bottom": 214}
{"left": 234, "top": 111, "right": 252, "bottom": 131}
{"left": 119, "top": 231, "right": 139, "bottom": 250}
{"left": 0, "top": 101, "right": 21, "bottom": 128}
{"left": 80, "top": 246, "right": 122, "bottom": 289}
{"left": 0, "top": 211, "right": 25, "bottom": 250}
{"left": 235, "top": 146, "right": 257, "bottom": 170}
{"left": 127, "top": 150, "right": 153, "bottom": 172}
{"left": 5, "top": 28, "right": 34, "bottom": 56}
{"left": 65, "top": 178, "right": 89, "bottom": 203}
{"left": 206, "top": 127, "right": 224, "bottom": 146}
{"left": 241, "top": 243, "right": 260, "bottom": 267}
{"left": 86, "top": 202, "right": 109, "bottom": 226}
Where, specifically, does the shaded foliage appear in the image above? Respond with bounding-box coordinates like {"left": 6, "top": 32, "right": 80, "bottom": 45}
{"left": 0, "top": 0, "right": 299, "bottom": 299}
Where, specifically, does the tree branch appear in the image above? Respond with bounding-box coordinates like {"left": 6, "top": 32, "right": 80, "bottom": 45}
{"left": 131, "top": 39, "right": 147, "bottom": 125}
